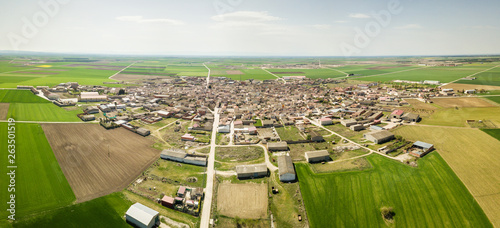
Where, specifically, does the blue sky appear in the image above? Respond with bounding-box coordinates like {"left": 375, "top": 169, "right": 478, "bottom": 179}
{"left": 1, "top": 0, "right": 499, "bottom": 56}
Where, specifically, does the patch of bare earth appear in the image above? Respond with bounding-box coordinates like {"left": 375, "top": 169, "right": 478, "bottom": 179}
{"left": 0, "top": 103, "right": 9, "bottom": 120}
{"left": 41, "top": 123, "right": 161, "bottom": 202}
{"left": 217, "top": 182, "right": 268, "bottom": 219}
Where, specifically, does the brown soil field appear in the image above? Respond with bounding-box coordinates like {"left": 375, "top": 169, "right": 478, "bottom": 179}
{"left": 431, "top": 97, "right": 498, "bottom": 108}
{"left": 226, "top": 70, "right": 244, "bottom": 75}
{"left": 0, "top": 103, "right": 9, "bottom": 120}
{"left": 41, "top": 123, "right": 161, "bottom": 202}
{"left": 217, "top": 182, "right": 268, "bottom": 219}
{"left": 441, "top": 83, "right": 500, "bottom": 91}
{"left": 271, "top": 71, "right": 305, "bottom": 74}
{"left": 404, "top": 98, "right": 438, "bottom": 110}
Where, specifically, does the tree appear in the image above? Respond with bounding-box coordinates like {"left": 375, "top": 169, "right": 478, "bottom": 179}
{"left": 118, "top": 89, "right": 125, "bottom": 95}
{"left": 381, "top": 206, "right": 395, "bottom": 220}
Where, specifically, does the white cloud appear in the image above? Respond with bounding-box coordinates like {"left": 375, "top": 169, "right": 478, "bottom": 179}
{"left": 211, "top": 11, "right": 282, "bottom": 22}
{"left": 349, "top": 13, "right": 371, "bottom": 19}
{"left": 395, "top": 24, "right": 423, "bottom": 29}
{"left": 334, "top": 20, "right": 348, "bottom": 24}
{"left": 116, "top": 16, "right": 184, "bottom": 25}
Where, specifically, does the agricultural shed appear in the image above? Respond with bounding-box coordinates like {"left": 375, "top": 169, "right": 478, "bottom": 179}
{"left": 262, "top": 120, "right": 274, "bottom": 127}
{"left": 402, "top": 113, "right": 420, "bottom": 122}
{"left": 136, "top": 128, "right": 150, "bottom": 136}
{"left": 181, "top": 133, "right": 195, "bottom": 141}
{"left": 218, "top": 125, "right": 230, "bottom": 133}
{"left": 160, "top": 149, "right": 207, "bottom": 166}
{"left": 278, "top": 155, "right": 295, "bottom": 182}
{"left": 305, "top": 150, "right": 330, "bottom": 163}
{"left": 391, "top": 110, "right": 404, "bottom": 119}
{"left": 350, "top": 124, "right": 365, "bottom": 131}
{"left": 125, "top": 203, "right": 159, "bottom": 228}
{"left": 268, "top": 142, "right": 288, "bottom": 151}
{"left": 161, "top": 196, "right": 175, "bottom": 208}
{"left": 79, "top": 92, "right": 108, "bottom": 102}
{"left": 370, "top": 125, "right": 384, "bottom": 131}
{"left": 236, "top": 163, "right": 268, "bottom": 179}
{"left": 177, "top": 186, "right": 186, "bottom": 197}
{"left": 341, "top": 119, "right": 357, "bottom": 127}
{"left": 81, "top": 115, "right": 95, "bottom": 121}
{"left": 310, "top": 131, "right": 324, "bottom": 142}
{"left": 409, "top": 141, "right": 434, "bottom": 158}
{"left": 363, "top": 130, "right": 395, "bottom": 144}
{"left": 84, "top": 106, "right": 99, "bottom": 114}
{"left": 320, "top": 117, "right": 333, "bottom": 126}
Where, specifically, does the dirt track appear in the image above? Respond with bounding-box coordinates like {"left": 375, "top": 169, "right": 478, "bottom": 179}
{"left": 0, "top": 103, "right": 9, "bottom": 120}
{"left": 41, "top": 123, "right": 161, "bottom": 202}
{"left": 217, "top": 183, "right": 268, "bottom": 219}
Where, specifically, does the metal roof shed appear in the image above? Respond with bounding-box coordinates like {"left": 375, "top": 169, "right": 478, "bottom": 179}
{"left": 125, "top": 203, "right": 159, "bottom": 228}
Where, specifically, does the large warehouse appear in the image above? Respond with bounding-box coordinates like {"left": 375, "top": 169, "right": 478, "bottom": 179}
{"left": 125, "top": 203, "right": 159, "bottom": 228}
{"left": 79, "top": 92, "right": 108, "bottom": 102}
{"left": 236, "top": 163, "right": 268, "bottom": 179}
{"left": 363, "top": 130, "right": 395, "bottom": 144}
{"left": 278, "top": 155, "right": 296, "bottom": 182}
{"left": 305, "top": 150, "right": 330, "bottom": 163}
{"left": 268, "top": 142, "right": 288, "bottom": 151}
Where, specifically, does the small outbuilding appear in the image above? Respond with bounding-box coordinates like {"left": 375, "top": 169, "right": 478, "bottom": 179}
{"left": 402, "top": 113, "right": 420, "bottom": 122}
{"left": 309, "top": 131, "right": 324, "bottom": 142}
{"left": 161, "top": 196, "right": 175, "bottom": 208}
{"left": 320, "top": 117, "right": 333, "bottom": 126}
{"left": 268, "top": 142, "right": 288, "bottom": 151}
{"left": 125, "top": 203, "right": 159, "bottom": 228}
{"left": 305, "top": 150, "right": 330, "bottom": 163}
{"left": 278, "top": 155, "right": 295, "bottom": 182}
{"left": 236, "top": 163, "right": 268, "bottom": 179}
{"left": 391, "top": 110, "right": 404, "bottom": 119}
{"left": 340, "top": 119, "right": 357, "bottom": 127}
{"left": 409, "top": 141, "right": 434, "bottom": 157}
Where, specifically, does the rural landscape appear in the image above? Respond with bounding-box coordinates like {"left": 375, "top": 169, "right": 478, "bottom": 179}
{"left": 2, "top": 0, "right": 500, "bottom": 227}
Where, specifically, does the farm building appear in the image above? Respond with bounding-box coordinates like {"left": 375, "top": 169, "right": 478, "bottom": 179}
{"left": 160, "top": 149, "right": 208, "bottom": 166}
{"left": 402, "top": 113, "right": 420, "bottom": 122}
{"left": 464, "top": 89, "right": 476, "bottom": 94}
{"left": 161, "top": 195, "right": 175, "bottom": 208}
{"left": 320, "top": 117, "right": 333, "bottom": 126}
{"left": 370, "top": 125, "right": 384, "bottom": 131}
{"left": 305, "top": 150, "right": 330, "bottom": 163}
{"left": 248, "top": 126, "right": 257, "bottom": 135}
{"left": 310, "top": 131, "right": 324, "bottom": 142}
{"left": 81, "top": 115, "right": 95, "bottom": 121}
{"left": 218, "top": 125, "right": 230, "bottom": 133}
{"left": 262, "top": 120, "right": 274, "bottom": 127}
{"left": 181, "top": 133, "right": 195, "bottom": 141}
{"left": 363, "top": 130, "right": 395, "bottom": 144}
{"left": 79, "top": 92, "right": 108, "bottom": 102}
{"left": 350, "top": 124, "right": 365, "bottom": 131}
{"left": 125, "top": 203, "right": 159, "bottom": 228}
{"left": 391, "top": 110, "right": 404, "bottom": 119}
{"left": 278, "top": 155, "right": 295, "bottom": 182}
{"left": 84, "top": 106, "right": 99, "bottom": 114}
{"left": 409, "top": 141, "right": 434, "bottom": 158}
{"left": 236, "top": 163, "right": 268, "bottom": 179}
{"left": 177, "top": 186, "right": 186, "bottom": 197}
{"left": 98, "top": 105, "right": 111, "bottom": 113}
{"left": 268, "top": 142, "right": 288, "bottom": 151}
{"left": 136, "top": 128, "right": 150, "bottom": 136}
{"left": 341, "top": 119, "right": 357, "bottom": 127}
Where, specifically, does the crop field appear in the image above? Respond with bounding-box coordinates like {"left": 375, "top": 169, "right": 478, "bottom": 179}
{"left": 297, "top": 153, "right": 492, "bottom": 228}
{"left": 441, "top": 83, "right": 500, "bottom": 91}
{"left": 431, "top": 97, "right": 498, "bottom": 108}
{"left": 265, "top": 68, "right": 345, "bottom": 79}
{"left": 457, "top": 66, "right": 500, "bottom": 86}
{"left": 217, "top": 183, "right": 268, "bottom": 219}
{"left": 419, "top": 107, "right": 500, "bottom": 127}
{"left": 8, "top": 103, "right": 81, "bottom": 122}
{"left": 0, "top": 90, "right": 50, "bottom": 103}
{"left": 268, "top": 171, "right": 308, "bottom": 228}
{"left": 486, "top": 96, "right": 500, "bottom": 104}
{"left": 0, "top": 123, "right": 75, "bottom": 221}
{"left": 481, "top": 129, "right": 500, "bottom": 141}
{"left": 335, "top": 64, "right": 420, "bottom": 77}
{"left": 275, "top": 126, "right": 305, "bottom": 141}
{"left": 12, "top": 192, "right": 132, "bottom": 228}
{"left": 0, "top": 103, "right": 9, "bottom": 119}
{"left": 41, "top": 123, "right": 161, "bottom": 202}
{"left": 352, "top": 64, "right": 498, "bottom": 83}
{"left": 394, "top": 125, "right": 500, "bottom": 227}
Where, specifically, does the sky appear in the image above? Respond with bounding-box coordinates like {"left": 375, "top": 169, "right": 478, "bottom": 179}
{"left": 0, "top": 0, "right": 499, "bottom": 56}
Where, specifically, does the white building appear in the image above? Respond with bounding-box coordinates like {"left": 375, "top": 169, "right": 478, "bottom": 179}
{"left": 125, "top": 203, "right": 159, "bottom": 228}
{"left": 278, "top": 155, "right": 295, "bottom": 182}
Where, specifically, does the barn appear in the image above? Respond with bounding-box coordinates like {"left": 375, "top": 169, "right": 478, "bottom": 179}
{"left": 161, "top": 195, "right": 175, "bottom": 208}
{"left": 402, "top": 113, "right": 420, "bottom": 122}
{"left": 391, "top": 110, "right": 404, "bottom": 119}
{"left": 305, "top": 150, "right": 330, "bottom": 163}
{"left": 363, "top": 130, "right": 394, "bottom": 144}
{"left": 125, "top": 203, "right": 159, "bottom": 228}
{"left": 278, "top": 155, "right": 295, "bottom": 182}
{"left": 268, "top": 142, "right": 288, "bottom": 151}
{"left": 309, "top": 131, "right": 324, "bottom": 142}
{"left": 320, "top": 117, "right": 333, "bottom": 126}
{"left": 236, "top": 163, "right": 268, "bottom": 179}
{"left": 340, "top": 119, "right": 357, "bottom": 127}
{"left": 409, "top": 141, "right": 434, "bottom": 157}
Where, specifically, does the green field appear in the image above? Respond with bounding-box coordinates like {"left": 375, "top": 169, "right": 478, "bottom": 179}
{"left": 419, "top": 107, "right": 500, "bottom": 127}
{"left": 351, "top": 64, "right": 499, "bottom": 83}
{"left": 0, "top": 123, "right": 75, "bottom": 222}
{"left": 481, "top": 129, "right": 500, "bottom": 141}
{"left": 457, "top": 66, "right": 500, "bottom": 86}
{"left": 296, "top": 153, "right": 492, "bottom": 228}
{"left": 8, "top": 103, "right": 81, "bottom": 122}
{"left": 266, "top": 68, "right": 345, "bottom": 79}
{"left": 336, "top": 64, "right": 421, "bottom": 77}
{"left": 12, "top": 192, "right": 132, "bottom": 228}
{"left": 275, "top": 126, "right": 304, "bottom": 141}
{"left": 0, "top": 90, "right": 51, "bottom": 103}
{"left": 485, "top": 96, "right": 500, "bottom": 104}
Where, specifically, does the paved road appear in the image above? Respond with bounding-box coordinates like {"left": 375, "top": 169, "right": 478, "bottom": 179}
{"left": 203, "top": 63, "right": 211, "bottom": 89}
{"left": 305, "top": 117, "right": 404, "bottom": 162}
{"left": 200, "top": 108, "right": 220, "bottom": 228}
{"left": 109, "top": 62, "right": 136, "bottom": 79}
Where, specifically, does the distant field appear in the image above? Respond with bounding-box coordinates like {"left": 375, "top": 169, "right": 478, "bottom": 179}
{"left": 431, "top": 97, "right": 498, "bottom": 108}
{"left": 0, "top": 103, "right": 9, "bottom": 119}
{"left": 394, "top": 125, "right": 500, "bottom": 227}
{"left": 265, "top": 68, "right": 345, "bottom": 79}
{"left": 352, "top": 64, "right": 498, "bottom": 83}
{"left": 441, "top": 83, "right": 500, "bottom": 91}
{"left": 297, "top": 153, "right": 492, "bottom": 228}
{"left": 336, "top": 64, "right": 420, "bottom": 77}
{"left": 8, "top": 103, "right": 81, "bottom": 122}
{"left": 0, "top": 90, "right": 50, "bottom": 103}
{"left": 481, "top": 129, "right": 500, "bottom": 141}
{"left": 0, "top": 123, "right": 75, "bottom": 221}
{"left": 457, "top": 66, "right": 500, "bottom": 86}
{"left": 13, "top": 192, "right": 132, "bottom": 228}
{"left": 420, "top": 107, "right": 500, "bottom": 127}
{"left": 485, "top": 96, "right": 500, "bottom": 104}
